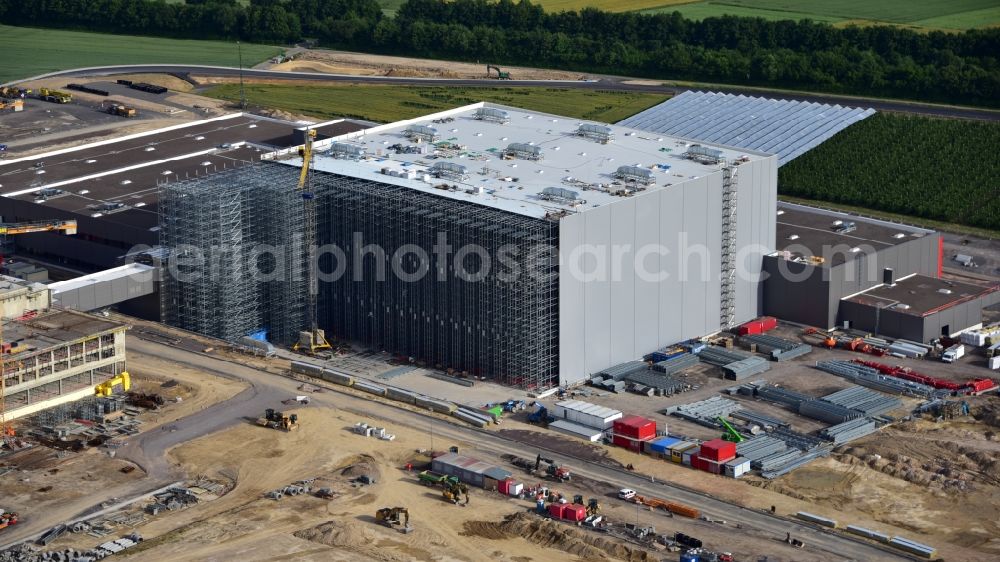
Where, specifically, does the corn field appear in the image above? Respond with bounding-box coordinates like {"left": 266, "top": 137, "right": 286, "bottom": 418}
{"left": 778, "top": 114, "right": 1000, "bottom": 231}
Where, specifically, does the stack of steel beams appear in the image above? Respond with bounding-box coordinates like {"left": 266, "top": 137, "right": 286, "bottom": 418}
{"left": 740, "top": 334, "right": 813, "bottom": 361}
{"left": 731, "top": 409, "right": 790, "bottom": 429}
{"left": 735, "top": 435, "right": 788, "bottom": 462}
{"left": 820, "top": 418, "right": 877, "bottom": 444}
{"left": 666, "top": 396, "right": 742, "bottom": 427}
{"left": 623, "top": 370, "right": 687, "bottom": 394}
{"left": 755, "top": 385, "right": 812, "bottom": 409}
{"left": 699, "top": 347, "right": 770, "bottom": 379}
{"left": 815, "top": 361, "right": 941, "bottom": 398}
{"left": 599, "top": 361, "right": 649, "bottom": 381}
{"left": 651, "top": 353, "right": 699, "bottom": 374}
{"left": 798, "top": 399, "right": 863, "bottom": 424}
{"left": 821, "top": 386, "right": 901, "bottom": 416}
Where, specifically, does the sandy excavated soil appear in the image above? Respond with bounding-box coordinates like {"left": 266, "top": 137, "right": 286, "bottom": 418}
{"left": 270, "top": 50, "right": 589, "bottom": 81}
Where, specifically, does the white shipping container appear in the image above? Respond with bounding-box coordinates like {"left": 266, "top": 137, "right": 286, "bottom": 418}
{"left": 508, "top": 482, "right": 523, "bottom": 496}
{"left": 552, "top": 400, "right": 622, "bottom": 430}
{"left": 724, "top": 457, "right": 751, "bottom": 478}
{"left": 989, "top": 356, "right": 1000, "bottom": 370}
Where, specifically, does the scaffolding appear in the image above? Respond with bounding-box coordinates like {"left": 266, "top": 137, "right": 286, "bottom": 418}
{"left": 159, "top": 163, "right": 307, "bottom": 345}
{"left": 314, "top": 171, "right": 559, "bottom": 390}
{"left": 719, "top": 163, "right": 738, "bottom": 329}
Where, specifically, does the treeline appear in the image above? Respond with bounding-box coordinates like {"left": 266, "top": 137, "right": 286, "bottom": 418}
{"left": 2, "top": 0, "right": 998, "bottom": 107}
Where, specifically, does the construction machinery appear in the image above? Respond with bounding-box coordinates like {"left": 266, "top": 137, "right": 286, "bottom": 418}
{"left": 718, "top": 416, "right": 745, "bottom": 443}
{"left": 375, "top": 507, "right": 411, "bottom": 532}
{"left": 586, "top": 498, "right": 601, "bottom": 515}
{"left": 95, "top": 372, "right": 131, "bottom": 397}
{"left": 0, "top": 87, "right": 29, "bottom": 99}
{"left": 291, "top": 128, "right": 332, "bottom": 355}
{"left": 442, "top": 481, "right": 469, "bottom": 505}
{"left": 417, "top": 470, "right": 459, "bottom": 488}
{"left": 0, "top": 511, "right": 18, "bottom": 532}
{"left": 536, "top": 454, "right": 571, "bottom": 481}
{"left": 0, "top": 219, "right": 79, "bottom": 448}
{"left": 486, "top": 65, "right": 512, "bottom": 80}
{"left": 38, "top": 88, "right": 72, "bottom": 104}
{"left": 0, "top": 99, "right": 23, "bottom": 112}
{"left": 101, "top": 100, "right": 137, "bottom": 118}
{"left": 256, "top": 409, "right": 300, "bottom": 431}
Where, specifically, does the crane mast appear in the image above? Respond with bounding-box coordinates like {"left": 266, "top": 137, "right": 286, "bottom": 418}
{"left": 292, "top": 130, "right": 331, "bottom": 354}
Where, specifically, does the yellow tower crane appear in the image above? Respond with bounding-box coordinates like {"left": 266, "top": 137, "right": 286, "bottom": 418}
{"left": 1, "top": 218, "right": 78, "bottom": 448}
{"left": 291, "top": 130, "right": 332, "bottom": 354}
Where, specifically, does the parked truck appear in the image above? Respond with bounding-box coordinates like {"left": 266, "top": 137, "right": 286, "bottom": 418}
{"left": 38, "top": 88, "right": 72, "bottom": 104}
{"left": 102, "top": 100, "right": 137, "bottom": 118}
{"left": 942, "top": 344, "right": 966, "bottom": 363}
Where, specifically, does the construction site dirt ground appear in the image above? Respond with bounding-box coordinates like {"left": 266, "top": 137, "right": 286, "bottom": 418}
{"left": 34, "top": 404, "right": 832, "bottom": 562}
{"left": 263, "top": 49, "right": 591, "bottom": 81}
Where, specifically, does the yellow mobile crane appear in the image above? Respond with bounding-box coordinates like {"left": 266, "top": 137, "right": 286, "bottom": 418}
{"left": 1, "top": 219, "right": 79, "bottom": 448}
{"left": 292, "top": 129, "right": 332, "bottom": 354}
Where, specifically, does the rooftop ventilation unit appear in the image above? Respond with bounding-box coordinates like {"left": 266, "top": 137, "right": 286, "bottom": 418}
{"left": 576, "top": 123, "right": 614, "bottom": 144}
{"left": 430, "top": 161, "right": 468, "bottom": 180}
{"left": 329, "top": 142, "right": 367, "bottom": 161}
{"left": 34, "top": 188, "right": 67, "bottom": 201}
{"left": 504, "top": 142, "right": 542, "bottom": 161}
{"left": 833, "top": 221, "right": 857, "bottom": 234}
{"left": 474, "top": 107, "right": 510, "bottom": 124}
{"left": 539, "top": 186, "right": 585, "bottom": 206}
{"left": 684, "top": 144, "right": 724, "bottom": 164}
{"left": 405, "top": 124, "right": 440, "bottom": 142}
{"left": 614, "top": 165, "right": 656, "bottom": 186}
{"left": 89, "top": 202, "right": 127, "bottom": 214}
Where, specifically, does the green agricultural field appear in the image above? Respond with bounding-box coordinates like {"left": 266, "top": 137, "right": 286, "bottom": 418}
{"left": 202, "top": 83, "right": 668, "bottom": 124}
{"left": 0, "top": 25, "right": 281, "bottom": 83}
{"left": 376, "top": 0, "right": 692, "bottom": 15}
{"left": 641, "top": 0, "right": 1000, "bottom": 30}
{"left": 778, "top": 114, "right": 1000, "bottom": 232}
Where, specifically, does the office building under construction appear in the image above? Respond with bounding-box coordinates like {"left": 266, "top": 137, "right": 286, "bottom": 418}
{"left": 159, "top": 103, "right": 777, "bottom": 388}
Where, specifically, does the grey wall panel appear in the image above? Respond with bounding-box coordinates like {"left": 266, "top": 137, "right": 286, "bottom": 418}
{"left": 609, "top": 199, "right": 637, "bottom": 364}
{"left": 583, "top": 205, "right": 613, "bottom": 376}
{"left": 763, "top": 257, "right": 831, "bottom": 328}
{"left": 559, "top": 214, "right": 587, "bottom": 384}
{"left": 633, "top": 191, "right": 661, "bottom": 355}
{"left": 80, "top": 286, "right": 97, "bottom": 311}
{"left": 682, "top": 178, "right": 710, "bottom": 337}
{"left": 659, "top": 183, "right": 685, "bottom": 345}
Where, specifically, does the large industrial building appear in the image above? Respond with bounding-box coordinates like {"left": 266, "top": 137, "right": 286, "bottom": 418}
{"left": 761, "top": 203, "right": 942, "bottom": 330}
{"left": 0, "top": 276, "right": 128, "bottom": 420}
{"left": 160, "top": 103, "right": 778, "bottom": 388}
{"left": 0, "top": 113, "right": 367, "bottom": 272}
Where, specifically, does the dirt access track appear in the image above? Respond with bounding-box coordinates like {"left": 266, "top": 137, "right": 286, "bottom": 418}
{"left": 261, "top": 49, "right": 589, "bottom": 81}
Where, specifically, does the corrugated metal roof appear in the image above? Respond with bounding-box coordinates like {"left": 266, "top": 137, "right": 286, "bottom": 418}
{"left": 433, "top": 453, "right": 495, "bottom": 475}
{"left": 618, "top": 91, "right": 875, "bottom": 166}
{"left": 549, "top": 419, "right": 604, "bottom": 439}
{"left": 556, "top": 400, "right": 621, "bottom": 420}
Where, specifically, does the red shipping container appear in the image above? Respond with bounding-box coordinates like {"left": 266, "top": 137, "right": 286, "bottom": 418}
{"left": 690, "top": 456, "right": 704, "bottom": 471}
{"left": 700, "top": 439, "right": 737, "bottom": 462}
{"left": 498, "top": 478, "right": 512, "bottom": 495}
{"left": 612, "top": 434, "right": 645, "bottom": 452}
{"left": 562, "top": 504, "right": 587, "bottom": 522}
{"left": 702, "top": 457, "right": 722, "bottom": 474}
{"left": 548, "top": 503, "right": 565, "bottom": 519}
{"left": 613, "top": 415, "right": 657, "bottom": 440}
{"left": 736, "top": 316, "right": 777, "bottom": 336}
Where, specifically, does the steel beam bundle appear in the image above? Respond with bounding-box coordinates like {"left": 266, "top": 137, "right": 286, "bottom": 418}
{"left": 623, "top": 370, "right": 686, "bottom": 394}
{"left": 735, "top": 435, "right": 788, "bottom": 461}
{"left": 821, "top": 386, "right": 901, "bottom": 416}
{"left": 798, "top": 399, "right": 863, "bottom": 424}
{"left": 600, "top": 361, "right": 650, "bottom": 381}
{"left": 731, "top": 409, "right": 789, "bottom": 429}
{"left": 755, "top": 385, "right": 812, "bottom": 409}
{"left": 769, "top": 426, "right": 828, "bottom": 451}
{"left": 699, "top": 347, "right": 770, "bottom": 379}
{"left": 666, "top": 396, "right": 741, "bottom": 427}
{"left": 651, "top": 353, "right": 699, "bottom": 374}
{"left": 820, "top": 418, "right": 877, "bottom": 444}
{"left": 740, "top": 334, "right": 812, "bottom": 361}
{"left": 815, "top": 361, "right": 939, "bottom": 398}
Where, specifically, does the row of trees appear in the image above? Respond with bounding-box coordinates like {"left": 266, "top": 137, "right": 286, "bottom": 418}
{"left": 2, "top": 0, "right": 998, "bottom": 106}
{"left": 779, "top": 114, "right": 1000, "bottom": 231}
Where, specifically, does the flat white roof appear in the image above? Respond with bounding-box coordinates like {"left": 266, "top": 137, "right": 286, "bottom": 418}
{"left": 49, "top": 263, "right": 154, "bottom": 293}
{"left": 549, "top": 419, "right": 604, "bottom": 439}
{"left": 272, "top": 102, "right": 766, "bottom": 219}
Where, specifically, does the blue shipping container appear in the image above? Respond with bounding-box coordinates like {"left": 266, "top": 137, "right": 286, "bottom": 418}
{"left": 646, "top": 436, "right": 682, "bottom": 454}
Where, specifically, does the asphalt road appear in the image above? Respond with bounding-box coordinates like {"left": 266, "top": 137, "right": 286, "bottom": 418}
{"left": 13, "top": 64, "right": 1000, "bottom": 122}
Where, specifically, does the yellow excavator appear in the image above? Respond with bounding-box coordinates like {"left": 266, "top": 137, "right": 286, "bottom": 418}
{"left": 442, "top": 481, "right": 469, "bottom": 505}
{"left": 95, "top": 372, "right": 131, "bottom": 397}
{"left": 375, "top": 507, "right": 411, "bottom": 531}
